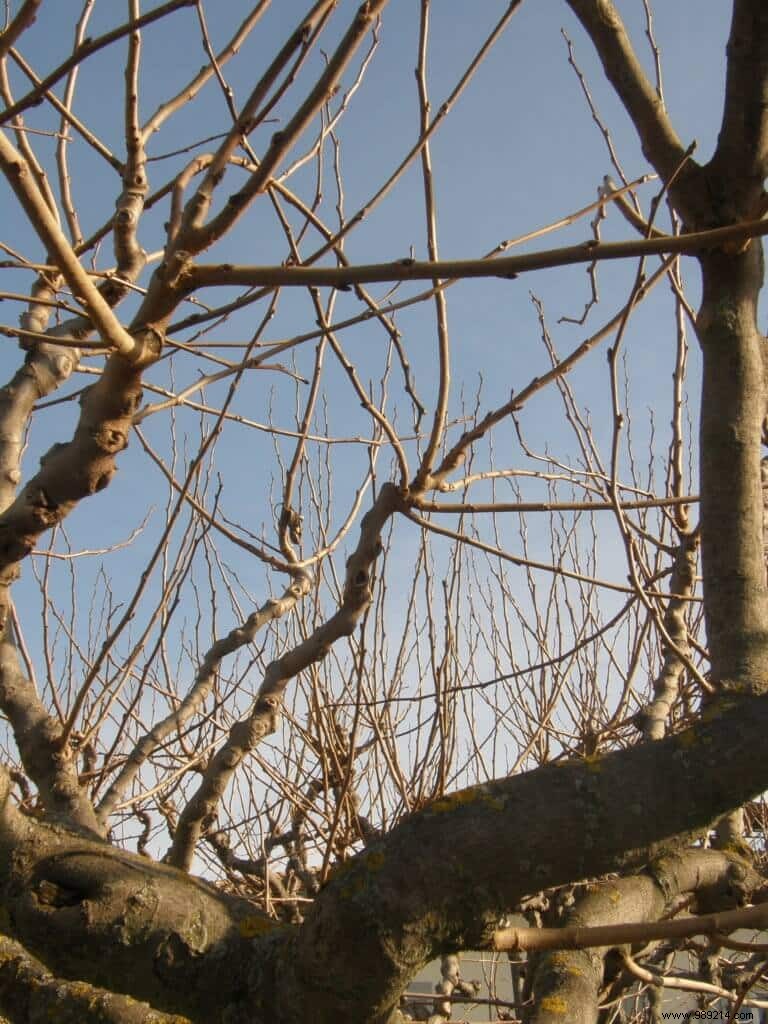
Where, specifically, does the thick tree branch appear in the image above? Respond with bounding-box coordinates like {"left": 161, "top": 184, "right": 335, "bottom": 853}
{"left": 0, "top": 640, "right": 99, "bottom": 833}
{"left": 0, "top": 341, "right": 78, "bottom": 516}
{"left": 697, "top": 244, "right": 768, "bottom": 687}
{"left": 0, "top": 339, "right": 160, "bottom": 629}
{"left": 710, "top": 0, "right": 768, "bottom": 191}
{"left": 2, "top": 691, "right": 768, "bottom": 1022}
{"left": 0, "top": 766, "right": 268, "bottom": 1021}
{"left": 0, "top": 932, "right": 190, "bottom": 1024}
{"left": 275, "top": 693, "right": 768, "bottom": 1024}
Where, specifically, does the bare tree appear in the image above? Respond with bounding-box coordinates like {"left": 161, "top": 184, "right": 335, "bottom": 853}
{"left": 0, "top": 2, "right": 768, "bottom": 1022}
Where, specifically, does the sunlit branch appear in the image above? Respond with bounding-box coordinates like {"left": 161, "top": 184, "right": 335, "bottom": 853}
{"left": 166, "top": 174, "right": 652, "bottom": 339}
{"left": 412, "top": 0, "right": 450, "bottom": 491}
{"left": 494, "top": 899, "right": 768, "bottom": 954}
{"left": 412, "top": 494, "right": 698, "bottom": 514}
{"left": 175, "top": 0, "right": 386, "bottom": 254}
{"left": 187, "top": 218, "right": 768, "bottom": 292}
{"left": 275, "top": 0, "right": 526, "bottom": 271}
{"left": 142, "top": 1, "right": 271, "bottom": 140}
{"left": 0, "top": 131, "right": 143, "bottom": 359}
{"left": 404, "top": 508, "right": 693, "bottom": 599}
{"left": 168, "top": 482, "right": 402, "bottom": 872}
{"left": 0, "top": 0, "right": 41, "bottom": 59}
{"left": 0, "top": 61, "right": 61, "bottom": 223}
{"left": 622, "top": 951, "right": 768, "bottom": 1009}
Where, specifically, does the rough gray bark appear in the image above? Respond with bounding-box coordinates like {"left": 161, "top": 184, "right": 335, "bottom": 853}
{"left": 3, "top": 688, "right": 768, "bottom": 1023}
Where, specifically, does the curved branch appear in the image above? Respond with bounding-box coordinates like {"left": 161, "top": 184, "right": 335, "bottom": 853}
{"left": 167, "top": 482, "right": 402, "bottom": 871}
{"left": 0, "top": 341, "right": 159, "bottom": 628}
{"left": 0, "top": 640, "right": 99, "bottom": 833}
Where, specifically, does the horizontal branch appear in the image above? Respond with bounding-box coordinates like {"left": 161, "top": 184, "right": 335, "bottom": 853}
{"left": 404, "top": 508, "right": 693, "bottom": 598}
{"left": 413, "top": 494, "right": 698, "bottom": 514}
{"left": 281, "top": 692, "right": 768, "bottom": 1022}
{"left": 187, "top": 216, "right": 768, "bottom": 291}
{"left": 494, "top": 900, "right": 768, "bottom": 954}
{"left": 623, "top": 950, "right": 768, "bottom": 1009}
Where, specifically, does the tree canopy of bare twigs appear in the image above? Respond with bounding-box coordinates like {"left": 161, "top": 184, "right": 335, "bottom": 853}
{"left": 1, "top": 2, "right": 768, "bottom": 1023}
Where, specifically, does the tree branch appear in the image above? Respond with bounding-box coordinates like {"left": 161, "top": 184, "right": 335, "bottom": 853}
{"left": 167, "top": 482, "right": 402, "bottom": 871}
{"left": 279, "top": 692, "right": 768, "bottom": 1023}
{"left": 0, "top": 765, "right": 266, "bottom": 1021}
{"left": 0, "top": 932, "right": 190, "bottom": 1024}
{"left": 0, "top": 131, "right": 145, "bottom": 359}
{"left": 0, "top": 0, "right": 42, "bottom": 60}
{"left": 0, "top": 0, "right": 197, "bottom": 126}
{"left": 710, "top": 0, "right": 768, "bottom": 191}
{"left": 97, "top": 569, "right": 313, "bottom": 823}
{"left": 185, "top": 216, "right": 768, "bottom": 291}
{"left": 565, "top": 0, "right": 706, "bottom": 223}
{"left": 525, "top": 849, "right": 758, "bottom": 1024}
{"left": 0, "top": 640, "right": 99, "bottom": 833}
{"left": 0, "top": 341, "right": 159, "bottom": 629}
{"left": 497, "top": 894, "right": 768, "bottom": 956}
{"left": 175, "top": 0, "right": 390, "bottom": 255}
